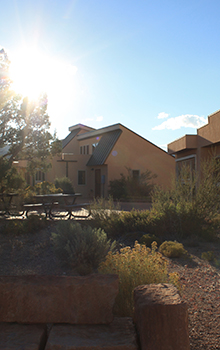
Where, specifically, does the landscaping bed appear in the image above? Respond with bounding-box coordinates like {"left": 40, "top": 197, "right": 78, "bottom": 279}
{"left": 0, "top": 221, "right": 219, "bottom": 350}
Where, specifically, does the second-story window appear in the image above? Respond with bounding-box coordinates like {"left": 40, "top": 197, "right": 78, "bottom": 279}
{"left": 80, "top": 145, "right": 89, "bottom": 155}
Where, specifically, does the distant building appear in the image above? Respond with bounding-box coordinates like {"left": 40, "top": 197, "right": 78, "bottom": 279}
{"left": 46, "top": 123, "right": 175, "bottom": 199}
{"left": 168, "top": 109, "right": 220, "bottom": 177}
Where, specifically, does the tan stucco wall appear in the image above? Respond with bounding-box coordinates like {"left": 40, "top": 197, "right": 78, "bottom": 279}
{"left": 106, "top": 126, "right": 175, "bottom": 190}
{"left": 168, "top": 135, "right": 197, "bottom": 154}
{"left": 198, "top": 110, "right": 220, "bottom": 145}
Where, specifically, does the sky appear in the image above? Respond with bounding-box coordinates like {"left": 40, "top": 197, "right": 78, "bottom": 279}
{"left": 1, "top": 0, "right": 220, "bottom": 151}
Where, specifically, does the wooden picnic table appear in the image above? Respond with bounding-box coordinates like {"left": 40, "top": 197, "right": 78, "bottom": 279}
{"left": 23, "top": 193, "right": 91, "bottom": 220}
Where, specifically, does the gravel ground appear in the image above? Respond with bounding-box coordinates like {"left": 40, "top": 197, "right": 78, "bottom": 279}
{"left": 168, "top": 245, "right": 220, "bottom": 350}
{"left": 0, "top": 222, "right": 220, "bottom": 349}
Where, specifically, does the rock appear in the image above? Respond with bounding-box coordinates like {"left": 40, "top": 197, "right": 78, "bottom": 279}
{"left": 134, "top": 283, "right": 190, "bottom": 350}
{"left": 0, "top": 323, "right": 47, "bottom": 350}
{"left": 0, "top": 274, "right": 118, "bottom": 324}
{"left": 45, "top": 317, "right": 138, "bottom": 350}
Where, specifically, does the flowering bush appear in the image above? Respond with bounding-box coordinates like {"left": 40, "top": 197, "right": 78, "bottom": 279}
{"left": 99, "top": 241, "right": 179, "bottom": 316}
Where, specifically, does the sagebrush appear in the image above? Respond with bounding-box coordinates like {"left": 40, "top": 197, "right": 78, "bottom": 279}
{"left": 52, "top": 221, "right": 116, "bottom": 275}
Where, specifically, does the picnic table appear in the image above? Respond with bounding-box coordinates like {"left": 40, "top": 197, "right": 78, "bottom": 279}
{"left": 23, "top": 193, "right": 91, "bottom": 220}
{"left": 0, "top": 193, "right": 24, "bottom": 217}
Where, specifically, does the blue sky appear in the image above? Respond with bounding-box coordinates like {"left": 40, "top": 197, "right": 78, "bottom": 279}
{"left": 1, "top": 0, "right": 220, "bottom": 150}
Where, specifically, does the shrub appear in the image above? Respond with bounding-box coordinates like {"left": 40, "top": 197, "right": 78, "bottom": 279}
{"left": 24, "top": 214, "right": 48, "bottom": 233}
{"left": 1, "top": 214, "right": 48, "bottom": 235}
{"left": 1, "top": 219, "right": 26, "bottom": 235}
{"left": 52, "top": 221, "right": 116, "bottom": 275}
{"left": 150, "top": 160, "right": 220, "bottom": 241}
{"left": 201, "top": 250, "right": 215, "bottom": 262}
{"left": 54, "top": 177, "right": 75, "bottom": 194}
{"left": 99, "top": 241, "right": 179, "bottom": 316}
{"left": 21, "top": 181, "right": 62, "bottom": 204}
{"left": 140, "top": 233, "right": 162, "bottom": 247}
{"left": 90, "top": 197, "right": 152, "bottom": 239}
{"left": 159, "top": 241, "right": 187, "bottom": 258}
{"left": 109, "top": 167, "right": 157, "bottom": 200}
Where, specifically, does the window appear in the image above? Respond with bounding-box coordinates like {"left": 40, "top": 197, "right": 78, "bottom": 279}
{"left": 132, "top": 170, "right": 140, "bottom": 180}
{"left": 176, "top": 155, "right": 196, "bottom": 182}
{"left": 35, "top": 170, "right": 45, "bottom": 182}
{"left": 80, "top": 145, "right": 89, "bottom": 155}
{"left": 78, "top": 170, "right": 86, "bottom": 185}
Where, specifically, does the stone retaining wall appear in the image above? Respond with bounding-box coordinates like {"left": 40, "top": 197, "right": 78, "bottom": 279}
{"left": 0, "top": 276, "right": 190, "bottom": 350}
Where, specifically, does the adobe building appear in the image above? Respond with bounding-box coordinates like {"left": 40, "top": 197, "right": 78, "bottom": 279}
{"left": 168, "top": 109, "right": 220, "bottom": 176}
{"left": 47, "top": 123, "right": 175, "bottom": 199}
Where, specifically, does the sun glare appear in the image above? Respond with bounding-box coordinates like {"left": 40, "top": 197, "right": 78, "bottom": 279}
{"left": 9, "top": 47, "right": 78, "bottom": 103}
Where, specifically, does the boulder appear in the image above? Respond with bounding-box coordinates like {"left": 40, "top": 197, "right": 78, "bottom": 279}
{"left": 0, "top": 274, "right": 118, "bottom": 324}
{"left": 134, "top": 283, "right": 190, "bottom": 350}
{"left": 45, "top": 317, "right": 138, "bottom": 350}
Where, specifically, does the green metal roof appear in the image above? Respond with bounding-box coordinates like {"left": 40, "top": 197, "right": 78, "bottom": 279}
{"left": 62, "top": 128, "right": 81, "bottom": 149}
{"left": 86, "top": 129, "right": 122, "bottom": 166}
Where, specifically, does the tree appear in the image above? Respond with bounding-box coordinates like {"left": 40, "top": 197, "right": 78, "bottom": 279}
{"left": 0, "top": 48, "right": 62, "bottom": 188}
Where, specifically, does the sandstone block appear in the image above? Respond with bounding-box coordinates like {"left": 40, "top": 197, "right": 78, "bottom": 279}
{"left": 134, "top": 283, "right": 190, "bottom": 350}
{"left": 45, "top": 317, "right": 138, "bottom": 350}
{"left": 0, "top": 323, "right": 46, "bottom": 350}
{"left": 0, "top": 274, "right": 118, "bottom": 324}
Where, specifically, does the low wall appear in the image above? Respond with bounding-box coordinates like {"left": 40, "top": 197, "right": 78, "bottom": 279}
{"left": 0, "top": 277, "right": 190, "bottom": 350}
{"left": 0, "top": 274, "right": 119, "bottom": 324}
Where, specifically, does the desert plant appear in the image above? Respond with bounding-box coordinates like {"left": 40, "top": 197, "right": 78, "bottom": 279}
{"left": 150, "top": 160, "right": 220, "bottom": 240}
{"left": 201, "top": 250, "right": 215, "bottom": 262}
{"left": 99, "top": 241, "right": 179, "bottom": 316}
{"left": 159, "top": 241, "right": 187, "bottom": 258}
{"left": 1, "top": 214, "right": 48, "bottom": 235}
{"left": 109, "top": 167, "right": 157, "bottom": 200}
{"left": 54, "top": 177, "right": 75, "bottom": 194}
{"left": 52, "top": 221, "right": 116, "bottom": 275}
{"left": 90, "top": 196, "right": 152, "bottom": 239}
{"left": 140, "top": 233, "right": 162, "bottom": 247}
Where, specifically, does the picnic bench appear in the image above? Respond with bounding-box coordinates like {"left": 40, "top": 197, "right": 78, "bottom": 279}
{"left": 23, "top": 193, "right": 91, "bottom": 220}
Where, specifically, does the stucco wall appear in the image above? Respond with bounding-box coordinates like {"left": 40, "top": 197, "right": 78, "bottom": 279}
{"left": 106, "top": 126, "right": 175, "bottom": 190}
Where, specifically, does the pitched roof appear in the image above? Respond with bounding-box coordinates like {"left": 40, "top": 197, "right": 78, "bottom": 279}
{"left": 86, "top": 129, "right": 122, "bottom": 166}
{"left": 62, "top": 128, "right": 81, "bottom": 148}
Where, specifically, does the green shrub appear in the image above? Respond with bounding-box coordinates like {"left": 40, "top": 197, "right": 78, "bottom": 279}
{"left": 52, "top": 221, "right": 116, "bottom": 275}
{"left": 201, "top": 250, "right": 215, "bottom": 262}
{"left": 22, "top": 181, "right": 62, "bottom": 204}
{"left": 140, "top": 233, "right": 162, "bottom": 247}
{"left": 54, "top": 177, "right": 75, "bottom": 194}
{"left": 159, "top": 241, "right": 187, "bottom": 258}
{"left": 1, "top": 220, "right": 26, "bottom": 235}
{"left": 24, "top": 214, "right": 48, "bottom": 233}
{"left": 90, "top": 198, "right": 153, "bottom": 239}
{"left": 99, "top": 241, "right": 179, "bottom": 317}
{"left": 109, "top": 167, "right": 157, "bottom": 200}
{"left": 1, "top": 215, "right": 48, "bottom": 235}
{"left": 149, "top": 159, "right": 220, "bottom": 241}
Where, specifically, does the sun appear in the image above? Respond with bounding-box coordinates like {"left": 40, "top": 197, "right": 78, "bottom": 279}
{"left": 9, "top": 46, "right": 78, "bottom": 102}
